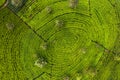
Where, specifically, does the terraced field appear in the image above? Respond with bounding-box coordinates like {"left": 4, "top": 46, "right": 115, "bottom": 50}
{"left": 0, "top": 0, "right": 120, "bottom": 80}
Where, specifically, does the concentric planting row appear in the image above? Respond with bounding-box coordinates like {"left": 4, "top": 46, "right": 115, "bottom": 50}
{"left": 0, "top": 0, "right": 120, "bottom": 80}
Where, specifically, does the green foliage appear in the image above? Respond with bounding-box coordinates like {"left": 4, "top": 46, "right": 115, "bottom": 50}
{"left": 0, "top": 0, "right": 120, "bottom": 80}
{"left": 0, "top": 0, "right": 5, "bottom": 6}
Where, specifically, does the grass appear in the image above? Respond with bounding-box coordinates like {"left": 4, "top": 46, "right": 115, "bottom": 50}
{"left": 0, "top": 0, "right": 5, "bottom": 7}
{"left": 0, "top": 0, "right": 120, "bottom": 80}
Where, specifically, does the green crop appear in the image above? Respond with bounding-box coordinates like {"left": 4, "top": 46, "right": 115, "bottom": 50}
{"left": 0, "top": 0, "right": 120, "bottom": 80}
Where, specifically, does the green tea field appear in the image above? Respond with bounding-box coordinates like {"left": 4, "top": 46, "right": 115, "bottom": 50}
{"left": 0, "top": 0, "right": 120, "bottom": 80}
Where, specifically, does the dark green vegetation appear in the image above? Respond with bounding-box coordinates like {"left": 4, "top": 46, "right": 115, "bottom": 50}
{"left": 0, "top": 0, "right": 120, "bottom": 80}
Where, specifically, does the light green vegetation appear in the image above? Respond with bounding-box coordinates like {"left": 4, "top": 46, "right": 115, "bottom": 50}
{"left": 0, "top": 0, "right": 6, "bottom": 7}
{"left": 0, "top": 0, "right": 5, "bottom": 5}
{"left": 0, "top": 0, "right": 120, "bottom": 80}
